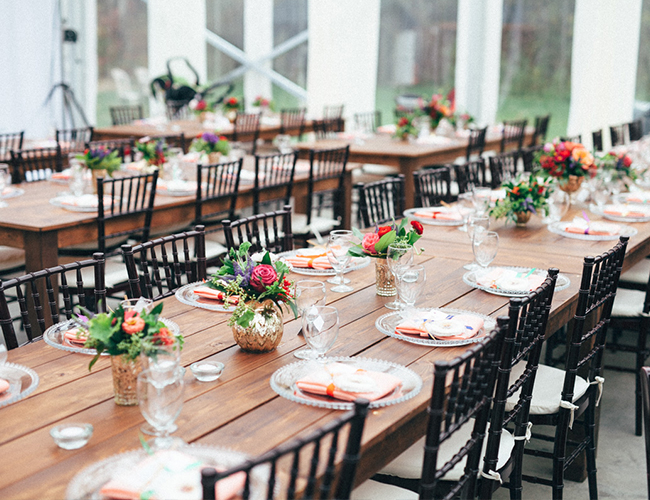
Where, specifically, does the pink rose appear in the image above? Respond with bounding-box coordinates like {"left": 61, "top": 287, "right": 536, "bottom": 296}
{"left": 362, "top": 233, "right": 380, "bottom": 253}
{"left": 250, "top": 264, "right": 278, "bottom": 292}
{"left": 543, "top": 143, "right": 553, "bottom": 153}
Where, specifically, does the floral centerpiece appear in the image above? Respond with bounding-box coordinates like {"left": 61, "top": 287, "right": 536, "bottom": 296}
{"left": 490, "top": 176, "right": 550, "bottom": 226}
{"left": 393, "top": 115, "right": 418, "bottom": 141}
{"left": 208, "top": 242, "right": 296, "bottom": 352}
{"left": 190, "top": 132, "right": 231, "bottom": 163}
{"left": 252, "top": 96, "right": 274, "bottom": 110}
{"left": 223, "top": 96, "right": 242, "bottom": 112}
{"left": 136, "top": 137, "right": 168, "bottom": 167}
{"left": 424, "top": 93, "right": 453, "bottom": 130}
{"left": 189, "top": 99, "right": 213, "bottom": 121}
{"left": 595, "top": 150, "right": 637, "bottom": 185}
{"left": 77, "top": 146, "right": 121, "bottom": 176}
{"left": 448, "top": 112, "right": 475, "bottom": 130}
{"left": 534, "top": 139, "right": 596, "bottom": 194}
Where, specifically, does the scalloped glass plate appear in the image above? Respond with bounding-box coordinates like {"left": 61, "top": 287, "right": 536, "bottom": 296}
{"left": 49, "top": 195, "right": 118, "bottom": 213}
{"left": 462, "top": 266, "right": 571, "bottom": 298}
{"left": 617, "top": 192, "right": 650, "bottom": 205}
{"left": 156, "top": 180, "right": 197, "bottom": 197}
{"left": 277, "top": 250, "right": 370, "bottom": 277}
{"left": 547, "top": 221, "right": 637, "bottom": 240}
{"left": 403, "top": 207, "right": 465, "bottom": 226}
{"left": 175, "top": 281, "right": 239, "bottom": 312}
{"left": 589, "top": 203, "right": 650, "bottom": 222}
{"left": 44, "top": 318, "right": 181, "bottom": 355}
{"left": 66, "top": 444, "right": 268, "bottom": 500}
{"left": 0, "top": 362, "right": 39, "bottom": 408}
{"left": 0, "top": 187, "right": 24, "bottom": 199}
{"left": 270, "top": 356, "right": 422, "bottom": 410}
{"left": 375, "top": 307, "right": 497, "bottom": 347}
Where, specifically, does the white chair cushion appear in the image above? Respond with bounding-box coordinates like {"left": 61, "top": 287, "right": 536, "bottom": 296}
{"left": 379, "top": 425, "right": 515, "bottom": 482}
{"left": 619, "top": 258, "right": 650, "bottom": 285}
{"left": 64, "top": 256, "right": 129, "bottom": 289}
{"left": 0, "top": 246, "right": 25, "bottom": 272}
{"left": 292, "top": 213, "right": 340, "bottom": 235}
{"left": 360, "top": 164, "right": 400, "bottom": 176}
{"left": 505, "top": 363, "right": 590, "bottom": 415}
{"left": 351, "top": 479, "right": 418, "bottom": 500}
{"left": 160, "top": 239, "right": 226, "bottom": 262}
{"left": 611, "top": 288, "right": 645, "bottom": 318}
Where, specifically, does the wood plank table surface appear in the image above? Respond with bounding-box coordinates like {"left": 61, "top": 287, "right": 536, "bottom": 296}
{"left": 0, "top": 202, "right": 647, "bottom": 499}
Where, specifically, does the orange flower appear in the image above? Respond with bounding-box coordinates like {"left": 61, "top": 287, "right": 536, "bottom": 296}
{"left": 122, "top": 315, "right": 145, "bottom": 335}
{"left": 572, "top": 147, "right": 594, "bottom": 167}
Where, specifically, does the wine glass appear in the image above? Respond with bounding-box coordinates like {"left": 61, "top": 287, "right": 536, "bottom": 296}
{"left": 544, "top": 188, "right": 570, "bottom": 224}
{"left": 326, "top": 231, "right": 354, "bottom": 293}
{"left": 293, "top": 280, "right": 327, "bottom": 360}
{"left": 457, "top": 192, "right": 476, "bottom": 232}
{"left": 326, "top": 230, "right": 353, "bottom": 286}
{"left": 137, "top": 367, "right": 185, "bottom": 449}
{"left": 398, "top": 264, "right": 426, "bottom": 309}
{"left": 386, "top": 243, "right": 414, "bottom": 310}
{"left": 473, "top": 187, "right": 493, "bottom": 215}
{"left": 302, "top": 305, "right": 339, "bottom": 359}
{"left": 473, "top": 230, "right": 499, "bottom": 268}
{"left": 464, "top": 214, "right": 490, "bottom": 270}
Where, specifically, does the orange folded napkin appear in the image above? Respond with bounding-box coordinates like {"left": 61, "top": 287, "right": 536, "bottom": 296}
{"left": 564, "top": 218, "right": 620, "bottom": 236}
{"left": 396, "top": 310, "right": 484, "bottom": 341}
{"left": 99, "top": 450, "right": 245, "bottom": 500}
{"left": 284, "top": 252, "right": 332, "bottom": 269}
{"left": 0, "top": 379, "right": 9, "bottom": 394}
{"left": 476, "top": 268, "right": 546, "bottom": 292}
{"left": 603, "top": 205, "right": 649, "bottom": 218}
{"left": 50, "top": 169, "right": 71, "bottom": 181}
{"left": 64, "top": 328, "right": 88, "bottom": 346}
{"left": 412, "top": 208, "right": 463, "bottom": 221}
{"left": 295, "top": 363, "right": 402, "bottom": 402}
{"left": 193, "top": 286, "right": 239, "bottom": 305}
{"left": 622, "top": 191, "right": 650, "bottom": 204}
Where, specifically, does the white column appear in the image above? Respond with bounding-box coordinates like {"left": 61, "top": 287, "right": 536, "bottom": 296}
{"left": 244, "top": 0, "right": 273, "bottom": 111}
{"left": 307, "top": 0, "right": 381, "bottom": 120}
{"left": 455, "top": 0, "right": 504, "bottom": 125}
{"left": 147, "top": 0, "right": 207, "bottom": 85}
{"left": 568, "top": 0, "right": 642, "bottom": 148}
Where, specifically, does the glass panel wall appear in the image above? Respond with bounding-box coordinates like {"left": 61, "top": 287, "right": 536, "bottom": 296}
{"left": 273, "top": 0, "right": 308, "bottom": 110}
{"left": 206, "top": 0, "right": 244, "bottom": 99}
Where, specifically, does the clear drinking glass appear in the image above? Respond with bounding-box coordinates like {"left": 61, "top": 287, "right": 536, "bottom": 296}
{"left": 140, "top": 337, "right": 182, "bottom": 374}
{"left": 0, "top": 164, "right": 9, "bottom": 208}
{"left": 457, "top": 192, "right": 477, "bottom": 232}
{"left": 293, "top": 280, "right": 327, "bottom": 360}
{"left": 326, "top": 231, "right": 354, "bottom": 292}
{"left": 464, "top": 215, "right": 490, "bottom": 270}
{"left": 544, "top": 188, "right": 570, "bottom": 224}
{"left": 473, "top": 187, "right": 493, "bottom": 215}
{"left": 398, "top": 264, "right": 426, "bottom": 309}
{"left": 386, "top": 243, "right": 414, "bottom": 310}
{"left": 473, "top": 230, "right": 499, "bottom": 268}
{"left": 137, "top": 367, "right": 185, "bottom": 449}
{"left": 302, "top": 305, "right": 339, "bottom": 358}
{"left": 165, "top": 147, "right": 184, "bottom": 181}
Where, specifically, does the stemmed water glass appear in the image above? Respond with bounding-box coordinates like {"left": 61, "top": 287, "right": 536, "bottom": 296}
{"left": 464, "top": 214, "right": 490, "bottom": 270}
{"left": 398, "top": 264, "right": 426, "bottom": 310}
{"left": 473, "top": 230, "right": 499, "bottom": 268}
{"left": 457, "top": 192, "right": 476, "bottom": 231}
{"left": 326, "top": 230, "right": 354, "bottom": 293}
{"left": 293, "top": 280, "right": 327, "bottom": 360}
{"left": 386, "top": 243, "right": 414, "bottom": 310}
{"left": 302, "top": 305, "right": 339, "bottom": 359}
{"left": 137, "top": 366, "right": 185, "bottom": 449}
{"left": 544, "top": 188, "right": 570, "bottom": 224}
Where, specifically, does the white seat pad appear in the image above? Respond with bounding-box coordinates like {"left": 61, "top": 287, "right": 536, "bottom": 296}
{"left": 611, "top": 288, "right": 645, "bottom": 318}
{"left": 351, "top": 479, "right": 418, "bottom": 500}
{"left": 505, "top": 363, "right": 590, "bottom": 415}
{"left": 379, "top": 425, "right": 514, "bottom": 482}
{"left": 292, "top": 212, "right": 340, "bottom": 235}
{"left": 619, "top": 258, "right": 650, "bottom": 285}
{"left": 64, "top": 256, "right": 129, "bottom": 289}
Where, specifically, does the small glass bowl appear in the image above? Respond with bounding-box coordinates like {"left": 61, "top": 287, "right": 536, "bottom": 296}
{"left": 50, "top": 423, "right": 93, "bottom": 450}
{"left": 120, "top": 298, "right": 154, "bottom": 314}
{"left": 190, "top": 361, "right": 224, "bottom": 382}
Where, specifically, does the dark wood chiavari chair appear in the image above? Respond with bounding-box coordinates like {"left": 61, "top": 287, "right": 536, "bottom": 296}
{"left": 233, "top": 112, "right": 261, "bottom": 155}
{"left": 222, "top": 205, "right": 293, "bottom": 255}
{"left": 413, "top": 166, "right": 453, "bottom": 207}
{"left": 500, "top": 119, "right": 527, "bottom": 153}
{"left": 455, "top": 158, "right": 488, "bottom": 193}
{"left": 87, "top": 137, "right": 136, "bottom": 162}
{"left": 9, "top": 146, "right": 63, "bottom": 184}
{"left": 640, "top": 366, "right": 650, "bottom": 500}
{"left": 194, "top": 159, "right": 242, "bottom": 231}
{"left": 489, "top": 150, "right": 520, "bottom": 188}
{"left": 466, "top": 126, "right": 487, "bottom": 161}
{"left": 521, "top": 144, "right": 543, "bottom": 173}
{"left": 529, "top": 114, "right": 550, "bottom": 146}
{"left": 148, "top": 133, "right": 187, "bottom": 154}
{"left": 354, "top": 111, "right": 382, "bottom": 133}
{"left": 324, "top": 104, "right": 345, "bottom": 132}
{"left": 0, "top": 131, "right": 24, "bottom": 162}
{"left": 252, "top": 151, "right": 297, "bottom": 214}
{"left": 279, "top": 108, "right": 306, "bottom": 137}
{"left": 56, "top": 126, "right": 94, "bottom": 155}
{"left": 110, "top": 105, "right": 144, "bottom": 126}
{"left": 355, "top": 175, "right": 405, "bottom": 228}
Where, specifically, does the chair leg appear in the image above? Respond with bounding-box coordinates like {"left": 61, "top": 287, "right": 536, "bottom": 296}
{"left": 508, "top": 440, "right": 525, "bottom": 500}
{"left": 636, "top": 320, "right": 649, "bottom": 436}
{"left": 584, "top": 402, "right": 599, "bottom": 500}
{"left": 552, "top": 420, "right": 569, "bottom": 500}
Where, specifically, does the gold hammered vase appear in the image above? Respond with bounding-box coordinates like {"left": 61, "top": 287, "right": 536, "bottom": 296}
{"left": 375, "top": 259, "right": 397, "bottom": 297}
{"left": 515, "top": 211, "right": 532, "bottom": 227}
{"left": 91, "top": 169, "right": 108, "bottom": 195}
{"left": 558, "top": 175, "right": 584, "bottom": 194}
{"left": 231, "top": 300, "right": 284, "bottom": 353}
{"left": 111, "top": 355, "right": 142, "bottom": 406}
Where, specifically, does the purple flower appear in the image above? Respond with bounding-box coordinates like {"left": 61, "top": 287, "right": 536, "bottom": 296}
{"left": 233, "top": 260, "right": 253, "bottom": 287}
{"left": 202, "top": 132, "right": 219, "bottom": 144}
{"left": 522, "top": 196, "right": 537, "bottom": 214}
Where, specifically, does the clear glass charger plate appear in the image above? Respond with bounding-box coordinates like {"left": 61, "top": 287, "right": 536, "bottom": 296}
{"left": 49, "top": 195, "right": 118, "bottom": 213}
{"left": 156, "top": 180, "right": 197, "bottom": 197}
{"left": 547, "top": 221, "right": 637, "bottom": 240}
{"left": 175, "top": 281, "right": 238, "bottom": 312}
{"left": 403, "top": 207, "right": 464, "bottom": 226}
{"left": 0, "top": 362, "right": 39, "bottom": 408}
{"left": 375, "top": 307, "right": 497, "bottom": 347}
{"left": 0, "top": 187, "right": 24, "bottom": 199}
{"left": 277, "top": 250, "right": 370, "bottom": 277}
{"left": 616, "top": 192, "right": 650, "bottom": 205}
{"left": 588, "top": 203, "right": 650, "bottom": 222}
{"left": 462, "top": 266, "right": 571, "bottom": 298}
{"left": 66, "top": 444, "right": 269, "bottom": 500}
{"left": 270, "top": 356, "right": 423, "bottom": 411}
{"left": 44, "top": 318, "right": 181, "bottom": 355}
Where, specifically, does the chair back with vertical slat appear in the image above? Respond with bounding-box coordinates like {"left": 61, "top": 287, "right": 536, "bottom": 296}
{"left": 233, "top": 112, "right": 261, "bottom": 155}
{"left": 56, "top": 127, "right": 94, "bottom": 155}
{"left": 149, "top": 133, "right": 187, "bottom": 153}
{"left": 466, "top": 126, "right": 487, "bottom": 161}
{"left": 110, "top": 105, "right": 144, "bottom": 126}
{"left": 0, "top": 253, "right": 106, "bottom": 349}
{"left": 610, "top": 124, "right": 627, "bottom": 147}
{"left": 324, "top": 104, "right": 345, "bottom": 132}
{"left": 0, "top": 131, "right": 24, "bottom": 162}
{"left": 489, "top": 151, "right": 520, "bottom": 188}
{"left": 593, "top": 129, "right": 603, "bottom": 151}
{"left": 96, "top": 170, "right": 158, "bottom": 256}
{"left": 500, "top": 119, "right": 527, "bottom": 153}
{"left": 629, "top": 119, "right": 644, "bottom": 142}
{"left": 205, "top": 399, "right": 369, "bottom": 500}
{"left": 306, "top": 146, "right": 350, "bottom": 226}
{"left": 222, "top": 205, "right": 294, "bottom": 254}
{"left": 312, "top": 119, "right": 330, "bottom": 140}
{"left": 413, "top": 166, "right": 453, "bottom": 207}
{"left": 253, "top": 151, "right": 298, "bottom": 214}
{"left": 122, "top": 226, "right": 207, "bottom": 301}
{"left": 355, "top": 175, "right": 405, "bottom": 228}
{"left": 521, "top": 145, "right": 543, "bottom": 173}
{"left": 10, "top": 147, "right": 62, "bottom": 184}
{"left": 354, "top": 111, "right": 382, "bottom": 134}
{"left": 479, "top": 270, "right": 559, "bottom": 500}
{"left": 166, "top": 100, "right": 191, "bottom": 122}
{"left": 195, "top": 158, "right": 242, "bottom": 229}
{"left": 87, "top": 138, "right": 136, "bottom": 162}
{"left": 419, "top": 321, "right": 505, "bottom": 500}
{"left": 455, "top": 159, "right": 487, "bottom": 193}
{"left": 279, "top": 108, "right": 306, "bottom": 136}
{"left": 529, "top": 115, "right": 550, "bottom": 146}
{"left": 640, "top": 366, "right": 650, "bottom": 500}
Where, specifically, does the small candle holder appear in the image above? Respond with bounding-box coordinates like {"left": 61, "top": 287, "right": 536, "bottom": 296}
{"left": 190, "top": 361, "right": 224, "bottom": 382}
{"left": 50, "top": 423, "right": 93, "bottom": 450}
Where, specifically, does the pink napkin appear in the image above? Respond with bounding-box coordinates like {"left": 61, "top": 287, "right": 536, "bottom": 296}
{"left": 396, "top": 311, "right": 484, "bottom": 341}
{"left": 0, "top": 379, "right": 9, "bottom": 394}
{"left": 64, "top": 328, "right": 88, "bottom": 346}
{"left": 50, "top": 170, "right": 71, "bottom": 181}
{"left": 413, "top": 209, "right": 462, "bottom": 221}
{"left": 565, "top": 222, "right": 619, "bottom": 236}
{"left": 193, "top": 286, "right": 239, "bottom": 304}
{"left": 603, "top": 206, "right": 648, "bottom": 218}
{"left": 284, "top": 252, "right": 332, "bottom": 269}
{"left": 295, "top": 363, "right": 402, "bottom": 402}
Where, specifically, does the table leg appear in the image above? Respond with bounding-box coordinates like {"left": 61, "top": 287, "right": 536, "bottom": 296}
{"left": 342, "top": 170, "right": 352, "bottom": 229}
{"left": 400, "top": 158, "right": 421, "bottom": 208}
{"left": 24, "top": 231, "right": 59, "bottom": 329}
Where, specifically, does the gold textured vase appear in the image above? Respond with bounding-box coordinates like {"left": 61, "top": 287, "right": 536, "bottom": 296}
{"left": 91, "top": 169, "right": 108, "bottom": 195}
{"left": 515, "top": 211, "right": 532, "bottom": 227}
{"left": 558, "top": 175, "right": 584, "bottom": 194}
{"left": 231, "top": 300, "right": 284, "bottom": 353}
{"left": 111, "top": 355, "right": 142, "bottom": 406}
{"left": 207, "top": 152, "right": 222, "bottom": 164}
{"left": 375, "top": 259, "right": 396, "bottom": 297}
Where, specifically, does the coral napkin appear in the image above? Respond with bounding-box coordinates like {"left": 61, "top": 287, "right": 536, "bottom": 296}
{"left": 476, "top": 268, "right": 546, "bottom": 292}
{"left": 564, "top": 218, "right": 620, "bottom": 236}
{"left": 412, "top": 208, "right": 462, "bottom": 221}
{"left": 296, "top": 363, "right": 402, "bottom": 402}
{"left": 64, "top": 328, "right": 88, "bottom": 346}
{"left": 396, "top": 310, "right": 484, "bottom": 341}
{"left": 50, "top": 169, "right": 71, "bottom": 181}
{"left": 603, "top": 205, "right": 649, "bottom": 218}
{"left": 193, "top": 286, "right": 239, "bottom": 304}
{"left": 99, "top": 450, "right": 245, "bottom": 500}
{"left": 284, "top": 252, "right": 332, "bottom": 269}
{"left": 0, "top": 379, "right": 9, "bottom": 394}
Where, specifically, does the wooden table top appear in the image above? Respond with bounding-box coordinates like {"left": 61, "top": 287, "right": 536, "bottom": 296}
{"left": 0, "top": 204, "right": 646, "bottom": 498}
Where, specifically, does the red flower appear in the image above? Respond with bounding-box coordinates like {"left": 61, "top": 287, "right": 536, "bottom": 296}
{"left": 195, "top": 100, "right": 207, "bottom": 111}
{"left": 250, "top": 264, "right": 278, "bottom": 292}
{"left": 623, "top": 156, "right": 632, "bottom": 167}
{"left": 228, "top": 97, "right": 238, "bottom": 105}
{"left": 377, "top": 226, "right": 392, "bottom": 238}
{"left": 153, "top": 327, "right": 174, "bottom": 346}
{"left": 411, "top": 220, "right": 424, "bottom": 235}
{"left": 398, "top": 117, "right": 409, "bottom": 127}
